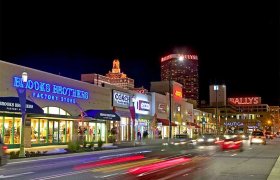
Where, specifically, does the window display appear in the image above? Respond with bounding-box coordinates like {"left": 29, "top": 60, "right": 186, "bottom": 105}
{"left": 40, "top": 119, "right": 47, "bottom": 143}
{"left": 13, "top": 118, "right": 21, "bottom": 144}
{"left": 31, "top": 119, "right": 39, "bottom": 143}
{"left": 4, "top": 117, "right": 13, "bottom": 144}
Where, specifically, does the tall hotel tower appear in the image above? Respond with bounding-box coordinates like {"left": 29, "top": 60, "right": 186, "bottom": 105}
{"left": 161, "top": 53, "right": 199, "bottom": 103}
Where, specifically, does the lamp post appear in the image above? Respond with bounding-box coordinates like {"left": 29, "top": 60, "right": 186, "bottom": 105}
{"left": 131, "top": 96, "right": 136, "bottom": 144}
{"left": 19, "top": 72, "right": 28, "bottom": 158}
{"left": 168, "top": 55, "right": 184, "bottom": 139}
{"left": 214, "top": 85, "right": 219, "bottom": 135}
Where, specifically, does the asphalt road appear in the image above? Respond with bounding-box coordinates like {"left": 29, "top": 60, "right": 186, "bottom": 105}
{"left": 1, "top": 138, "right": 280, "bottom": 180}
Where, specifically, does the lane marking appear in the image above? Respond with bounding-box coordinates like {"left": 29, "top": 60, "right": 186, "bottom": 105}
{"left": 30, "top": 169, "right": 91, "bottom": 180}
{"left": 0, "top": 172, "right": 34, "bottom": 179}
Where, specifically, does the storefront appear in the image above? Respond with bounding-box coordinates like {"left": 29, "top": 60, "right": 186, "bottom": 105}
{"left": 133, "top": 92, "right": 153, "bottom": 140}
{"left": 83, "top": 109, "right": 120, "bottom": 142}
{"left": 112, "top": 89, "right": 133, "bottom": 142}
{"left": 0, "top": 60, "right": 113, "bottom": 148}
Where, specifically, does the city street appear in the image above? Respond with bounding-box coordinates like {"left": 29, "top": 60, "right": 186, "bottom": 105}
{"left": 1, "top": 138, "right": 280, "bottom": 180}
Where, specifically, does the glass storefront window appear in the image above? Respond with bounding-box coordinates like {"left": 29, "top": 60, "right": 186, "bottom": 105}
{"left": 40, "top": 119, "right": 47, "bottom": 143}
{"left": 120, "top": 117, "right": 129, "bottom": 141}
{"left": 66, "top": 121, "right": 73, "bottom": 142}
{"left": 4, "top": 117, "right": 13, "bottom": 144}
{"left": 48, "top": 121, "right": 53, "bottom": 143}
{"left": 0, "top": 116, "right": 3, "bottom": 139}
{"left": 87, "top": 122, "right": 96, "bottom": 142}
{"left": 59, "top": 121, "right": 66, "bottom": 143}
{"left": 97, "top": 123, "right": 106, "bottom": 142}
{"left": 31, "top": 119, "right": 39, "bottom": 144}
{"left": 14, "top": 118, "right": 21, "bottom": 144}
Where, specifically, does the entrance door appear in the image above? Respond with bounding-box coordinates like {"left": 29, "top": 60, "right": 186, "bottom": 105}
{"left": 48, "top": 121, "right": 59, "bottom": 144}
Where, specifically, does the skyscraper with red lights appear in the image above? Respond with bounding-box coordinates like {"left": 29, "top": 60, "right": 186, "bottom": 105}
{"left": 161, "top": 54, "right": 199, "bottom": 103}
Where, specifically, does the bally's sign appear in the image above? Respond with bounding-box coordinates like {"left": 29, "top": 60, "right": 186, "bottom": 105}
{"left": 112, "top": 90, "right": 130, "bottom": 108}
{"left": 13, "top": 76, "right": 89, "bottom": 104}
{"left": 138, "top": 100, "right": 150, "bottom": 111}
{"left": 228, "top": 97, "right": 261, "bottom": 105}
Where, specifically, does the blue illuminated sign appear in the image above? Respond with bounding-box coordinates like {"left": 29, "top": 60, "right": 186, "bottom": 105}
{"left": 13, "top": 76, "right": 89, "bottom": 104}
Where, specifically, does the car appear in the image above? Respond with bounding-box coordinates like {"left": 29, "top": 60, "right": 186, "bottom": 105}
{"left": 239, "top": 133, "right": 250, "bottom": 140}
{"left": 0, "top": 135, "right": 8, "bottom": 166}
{"left": 265, "top": 131, "right": 274, "bottom": 139}
{"left": 250, "top": 131, "right": 266, "bottom": 145}
{"left": 220, "top": 136, "right": 243, "bottom": 151}
{"left": 196, "top": 134, "right": 217, "bottom": 145}
{"left": 276, "top": 132, "right": 280, "bottom": 138}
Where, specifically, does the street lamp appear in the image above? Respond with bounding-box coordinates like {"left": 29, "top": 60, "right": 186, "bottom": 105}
{"left": 168, "top": 55, "right": 184, "bottom": 139}
{"left": 19, "top": 72, "right": 28, "bottom": 158}
{"left": 214, "top": 85, "right": 219, "bottom": 135}
{"left": 131, "top": 95, "right": 136, "bottom": 144}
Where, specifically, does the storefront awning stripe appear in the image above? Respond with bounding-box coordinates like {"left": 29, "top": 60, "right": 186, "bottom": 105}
{"left": 157, "top": 118, "right": 177, "bottom": 126}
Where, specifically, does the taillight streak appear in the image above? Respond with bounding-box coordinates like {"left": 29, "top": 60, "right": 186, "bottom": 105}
{"left": 73, "top": 155, "right": 145, "bottom": 170}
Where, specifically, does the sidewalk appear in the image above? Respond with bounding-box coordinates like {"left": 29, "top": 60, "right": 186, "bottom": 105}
{"left": 267, "top": 145, "right": 280, "bottom": 180}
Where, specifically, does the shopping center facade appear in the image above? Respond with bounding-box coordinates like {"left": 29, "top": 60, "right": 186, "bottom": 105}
{"left": 0, "top": 60, "right": 208, "bottom": 149}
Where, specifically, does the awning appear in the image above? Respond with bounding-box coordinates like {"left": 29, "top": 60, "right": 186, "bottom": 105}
{"left": 157, "top": 118, "right": 177, "bottom": 126}
{"left": 84, "top": 110, "right": 120, "bottom": 121}
{"left": 187, "top": 122, "right": 201, "bottom": 128}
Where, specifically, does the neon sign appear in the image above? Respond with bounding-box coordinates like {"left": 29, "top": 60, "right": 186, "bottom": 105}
{"left": 228, "top": 97, "right": 261, "bottom": 105}
{"left": 13, "top": 76, "right": 89, "bottom": 104}
{"left": 112, "top": 90, "right": 130, "bottom": 108}
{"left": 224, "top": 122, "right": 244, "bottom": 126}
{"left": 161, "top": 54, "right": 198, "bottom": 62}
{"left": 138, "top": 100, "right": 150, "bottom": 111}
{"left": 175, "top": 90, "right": 182, "bottom": 98}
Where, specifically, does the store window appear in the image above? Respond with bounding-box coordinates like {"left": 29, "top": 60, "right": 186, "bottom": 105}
{"left": 31, "top": 119, "right": 39, "bottom": 144}
{"left": 40, "top": 119, "right": 47, "bottom": 143}
{"left": 0, "top": 116, "right": 3, "bottom": 138}
{"left": 97, "top": 123, "right": 106, "bottom": 142}
{"left": 66, "top": 121, "right": 73, "bottom": 142}
{"left": 14, "top": 118, "right": 21, "bottom": 144}
{"left": 3, "top": 117, "right": 13, "bottom": 144}
{"left": 42, "top": 107, "right": 71, "bottom": 116}
{"left": 59, "top": 121, "right": 66, "bottom": 143}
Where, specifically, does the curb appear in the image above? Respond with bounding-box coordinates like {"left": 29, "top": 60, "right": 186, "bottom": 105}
{"left": 267, "top": 154, "right": 280, "bottom": 180}
{"left": 7, "top": 146, "right": 150, "bottom": 164}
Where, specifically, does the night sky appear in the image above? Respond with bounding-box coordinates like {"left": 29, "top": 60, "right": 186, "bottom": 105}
{"left": 0, "top": 2, "right": 279, "bottom": 105}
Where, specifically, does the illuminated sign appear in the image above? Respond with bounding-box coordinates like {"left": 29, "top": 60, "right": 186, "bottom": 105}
{"left": 161, "top": 54, "right": 198, "bottom": 62}
{"left": 173, "top": 84, "right": 182, "bottom": 102}
{"left": 224, "top": 122, "right": 244, "bottom": 126}
{"left": 228, "top": 97, "right": 261, "bottom": 105}
{"left": 214, "top": 85, "right": 219, "bottom": 91}
{"left": 13, "top": 77, "right": 89, "bottom": 104}
{"left": 158, "top": 103, "right": 167, "bottom": 113}
{"left": 0, "top": 97, "right": 44, "bottom": 114}
{"left": 112, "top": 90, "right": 130, "bottom": 108}
{"left": 137, "top": 100, "right": 150, "bottom": 111}
{"left": 175, "top": 90, "right": 182, "bottom": 98}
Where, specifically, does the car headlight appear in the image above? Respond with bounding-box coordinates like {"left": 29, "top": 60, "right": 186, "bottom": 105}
{"left": 207, "top": 138, "right": 215, "bottom": 142}
{"left": 242, "top": 135, "right": 245, "bottom": 138}
{"left": 197, "top": 139, "right": 204, "bottom": 142}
